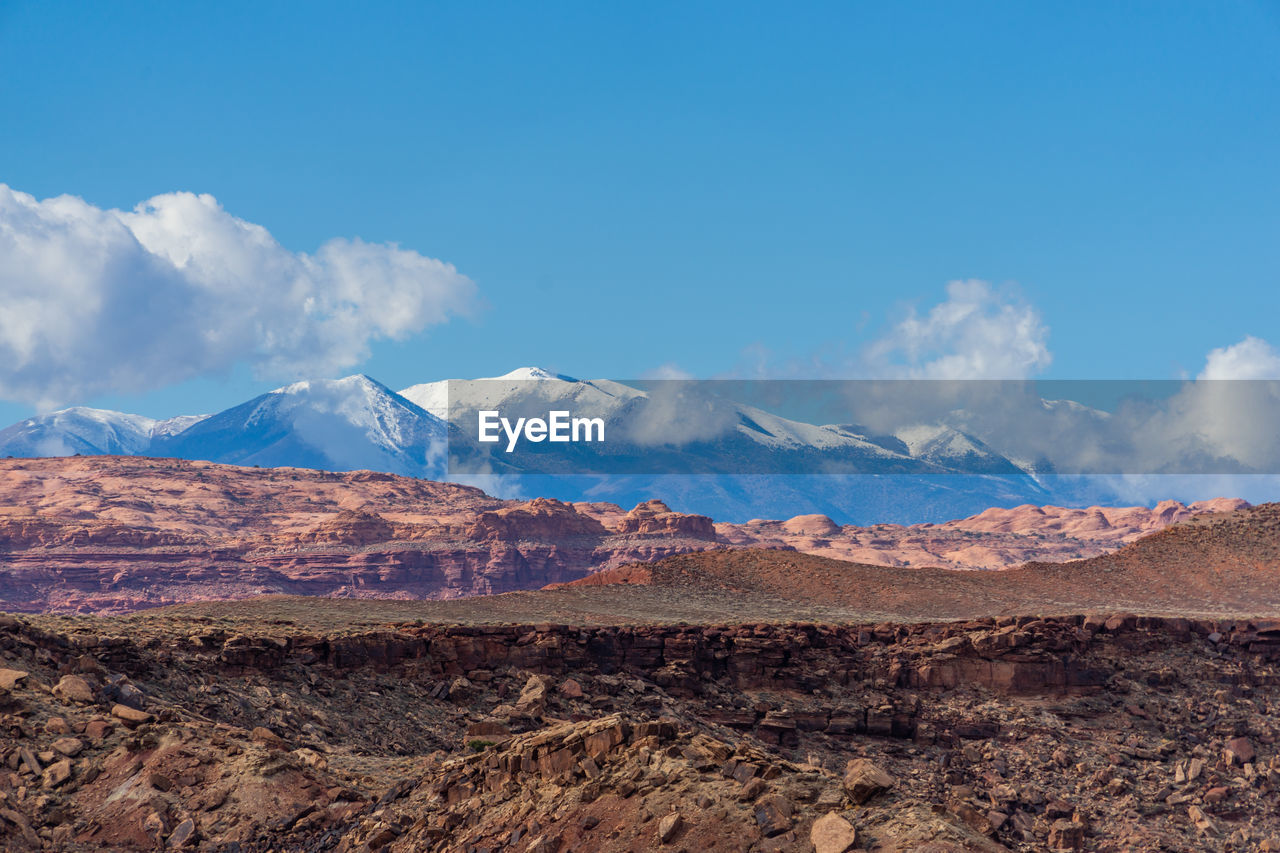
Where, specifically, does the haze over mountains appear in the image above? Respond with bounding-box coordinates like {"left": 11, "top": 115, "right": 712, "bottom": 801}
{"left": 0, "top": 368, "right": 1211, "bottom": 523}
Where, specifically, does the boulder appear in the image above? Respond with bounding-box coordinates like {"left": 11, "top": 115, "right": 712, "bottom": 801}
{"left": 1225, "top": 736, "right": 1255, "bottom": 765}
{"left": 42, "top": 758, "right": 72, "bottom": 788}
{"left": 810, "top": 811, "right": 858, "bottom": 853}
{"left": 1048, "top": 819, "right": 1085, "bottom": 850}
{"left": 53, "top": 674, "right": 95, "bottom": 704}
{"left": 753, "top": 793, "right": 793, "bottom": 837}
{"left": 0, "top": 668, "right": 28, "bottom": 690}
{"left": 84, "top": 719, "right": 112, "bottom": 740}
{"left": 52, "top": 737, "right": 84, "bottom": 757}
{"left": 843, "top": 758, "right": 894, "bottom": 804}
{"left": 167, "top": 817, "right": 198, "bottom": 848}
{"left": 251, "top": 727, "right": 287, "bottom": 748}
{"left": 465, "top": 720, "right": 511, "bottom": 739}
{"left": 17, "top": 747, "right": 41, "bottom": 775}
{"left": 515, "top": 675, "right": 549, "bottom": 714}
{"left": 111, "top": 703, "right": 154, "bottom": 727}
{"left": 1188, "top": 805, "right": 1214, "bottom": 834}
{"left": 445, "top": 676, "right": 472, "bottom": 702}
{"left": 657, "top": 812, "right": 683, "bottom": 844}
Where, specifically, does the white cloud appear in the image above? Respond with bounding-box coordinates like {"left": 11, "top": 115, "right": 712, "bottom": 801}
{"left": 865, "top": 279, "right": 1051, "bottom": 379}
{"left": 1198, "top": 335, "right": 1280, "bottom": 380}
{"left": 724, "top": 280, "right": 1052, "bottom": 381}
{"left": 0, "top": 184, "right": 478, "bottom": 409}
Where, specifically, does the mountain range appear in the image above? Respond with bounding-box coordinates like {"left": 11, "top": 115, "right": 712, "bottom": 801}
{"left": 0, "top": 368, "right": 1121, "bottom": 523}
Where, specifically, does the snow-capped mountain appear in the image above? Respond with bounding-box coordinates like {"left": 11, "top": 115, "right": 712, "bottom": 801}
{"left": 0, "top": 407, "right": 209, "bottom": 457}
{"left": 151, "top": 414, "right": 211, "bottom": 439}
{"left": 891, "top": 423, "right": 1027, "bottom": 475}
{"left": 0, "top": 368, "right": 1120, "bottom": 522}
{"left": 3, "top": 369, "right": 1042, "bottom": 480}
{"left": 151, "top": 375, "right": 447, "bottom": 477}
{"left": 418, "top": 370, "right": 952, "bottom": 477}
{"left": 400, "top": 367, "right": 630, "bottom": 420}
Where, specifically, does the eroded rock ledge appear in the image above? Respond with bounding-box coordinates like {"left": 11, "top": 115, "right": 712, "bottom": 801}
{"left": 4, "top": 610, "right": 1280, "bottom": 850}
{"left": 20, "top": 613, "right": 1280, "bottom": 752}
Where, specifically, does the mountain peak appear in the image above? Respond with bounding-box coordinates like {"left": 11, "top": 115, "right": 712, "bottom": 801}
{"left": 493, "top": 367, "right": 577, "bottom": 382}
{"left": 0, "top": 406, "right": 160, "bottom": 457}
{"left": 42, "top": 406, "right": 156, "bottom": 428}
{"left": 271, "top": 374, "right": 391, "bottom": 396}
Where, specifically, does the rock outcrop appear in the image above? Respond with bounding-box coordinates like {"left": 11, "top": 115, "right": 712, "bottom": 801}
{"left": 0, "top": 457, "right": 1248, "bottom": 613}
{"left": 3, "top": 607, "right": 1280, "bottom": 850}
{"left": 720, "top": 498, "right": 1250, "bottom": 569}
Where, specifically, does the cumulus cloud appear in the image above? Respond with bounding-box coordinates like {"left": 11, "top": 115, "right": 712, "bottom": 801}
{"left": 1198, "top": 335, "right": 1280, "bottom": 380}
{"left": 865, "top": 279, "right": 1051, "bottom": 379}
{"left": 722, "top": 280, "right": 1051, "bottom": 381}
{"left": 0, "top": 184, "right": 477, "bottom": 409}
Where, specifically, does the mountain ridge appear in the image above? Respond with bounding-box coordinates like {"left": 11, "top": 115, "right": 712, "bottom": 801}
{"left": 0, "top": 369, "right": 1177, "bottom": 524}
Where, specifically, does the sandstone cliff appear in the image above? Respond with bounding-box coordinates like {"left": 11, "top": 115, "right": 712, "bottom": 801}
{"left": 0, "top": 457, "right": 1246, "bottom": 614}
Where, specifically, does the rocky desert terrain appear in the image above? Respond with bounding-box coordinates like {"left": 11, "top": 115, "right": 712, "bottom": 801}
{"left": 0, "top": 457, "right": 1245, "bottom": 614}
{"left": 3, "top": 457, "right": 1278, "bottom": 852}
{"left": 1, "top": 500, "right": 1280, "bottom": 851}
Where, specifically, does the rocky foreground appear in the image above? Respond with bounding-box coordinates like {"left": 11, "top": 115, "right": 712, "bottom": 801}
{"left": 4, "top": 461, "right": 1279, "bottom": 851}
{"left": 0, "top": 457, "right": 1244, "bottom": 613}
{"left": 2, "top": 607, "right": 1280, "bottom": 851}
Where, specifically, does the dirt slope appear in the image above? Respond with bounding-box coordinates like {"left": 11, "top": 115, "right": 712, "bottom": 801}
{"left": 564, "top": 502, "right": 1280, "bottom": 620}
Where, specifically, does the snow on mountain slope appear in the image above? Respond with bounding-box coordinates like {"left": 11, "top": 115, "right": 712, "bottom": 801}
{"left": 152, "top": 414, "right": 211, "bottom": 438}
{"left": 0, "top": 369, "right": 1109, "bottom": 522}
{"left": 399, "top": 367, "right": 623, "bottom": 420}
{"left": 0, "top": 407, "right": 160, "bottom": 457}
{"left": 894, "top": 423, "right": 1026, "bottom": 474}
{"left": 728, "top": 405, "right": 908, "bottom": 455}
{"left": 404, "top": 368, "right": 911, "bottom": 462}
{"left": 0, "top": 407, "right": 216, "bottom": 459}
{"left": 498, "top": 367, "right": 577, "bottom": 381}
{"left": 0, "top": 370, "right": 1041, "bottom": 482}
{"left": 153, "top": 375, "right": 446, "bottom": 477}
{"left": 395, "top": 380, "right": 450, "bottom": 420}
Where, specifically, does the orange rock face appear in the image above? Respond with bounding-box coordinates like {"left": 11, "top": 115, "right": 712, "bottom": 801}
{"left": 718, "top": 498, "right": 1248, "bottom": 570}
{"left": 0, "top": 458, "right": 720, "bottom": 613}
{"left": 0, "top": 456, "right": 1246, "bottom": 614}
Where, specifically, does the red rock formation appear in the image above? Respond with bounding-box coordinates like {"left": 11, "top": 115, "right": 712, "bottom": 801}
{"left": 781, "top": 514, "right": 841, "bottom": 536}
{"left": 465, "top": 497, "right": 609, "bottom": 541}
{"left": 0, "top": 457, "right": 1250, "bottom": 614}
{"left": 612, "top": 499, "right": 717, "bottom": 539}
{"left": 297, "top": 509, "right": 395, "bottom": 546}
{"left": 718, "top": 498, "right": 1250, "bottom": 570}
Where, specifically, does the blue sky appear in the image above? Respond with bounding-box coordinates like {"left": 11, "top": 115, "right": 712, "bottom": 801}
{"left": 1, "top": 1, "right": 1278, "bottom": 423}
